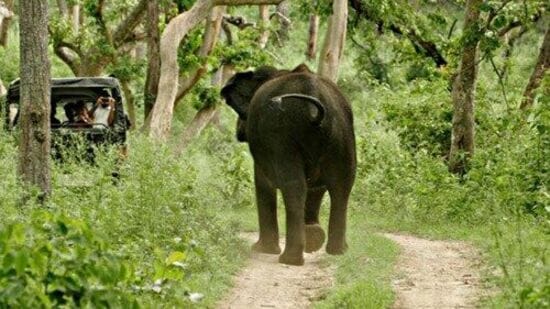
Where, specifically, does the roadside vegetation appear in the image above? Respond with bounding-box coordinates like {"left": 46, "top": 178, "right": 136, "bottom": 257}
{"left": 1, "top": 0, "right": 548, "bottom": 308}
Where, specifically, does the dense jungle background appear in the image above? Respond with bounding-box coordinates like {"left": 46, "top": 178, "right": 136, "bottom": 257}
{"left": 0, "top": 0, "right": 548, "bottom": 307}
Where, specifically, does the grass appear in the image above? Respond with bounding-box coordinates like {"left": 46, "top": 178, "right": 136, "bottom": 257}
{"left": 315, "top": 213, "right": 399, "bottom": 309}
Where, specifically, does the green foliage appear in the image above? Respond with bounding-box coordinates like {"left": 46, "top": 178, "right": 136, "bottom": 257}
{"left": 0, "top": 211, "right": 139, "bottom": 307}
{"left": 177, "top": 28, "right": 205, "bottom": 72}
{"left": 213, "top": 28, "right": 272, "bottom": 70}
{"left": 381, "top": 80, "right": 452, "bottom": 156}
{"left": 0, "top": 35, "right": 20, "bottom": 83}
{"left": 295, "top": 0, "right": 332, "bottom": 17}
{"left": 0, "top": 133, "right": 248, "bottom": 307}
{"left": 187, "top": 79, "right": 222, "bottom": 111}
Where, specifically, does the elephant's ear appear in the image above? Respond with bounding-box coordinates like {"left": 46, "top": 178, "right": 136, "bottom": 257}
{"left": 221, "top": 71, "right": 254, "bottom": 118}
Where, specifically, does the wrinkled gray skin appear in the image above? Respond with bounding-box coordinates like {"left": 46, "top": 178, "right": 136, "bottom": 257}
{"left": 221, "top": 64, "right": 356, "bottom": 265}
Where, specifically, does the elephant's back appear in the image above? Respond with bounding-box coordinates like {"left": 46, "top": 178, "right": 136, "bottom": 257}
{"left": 247, "top": 72, "right": 355, "bottom": 163}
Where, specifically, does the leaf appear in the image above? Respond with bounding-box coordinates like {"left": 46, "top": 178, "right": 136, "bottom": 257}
{"left": 14, "top": 251, "right": 28, "bottom": 275}
{"left": 165, "top": 251, "right": 186, "bottom": 265}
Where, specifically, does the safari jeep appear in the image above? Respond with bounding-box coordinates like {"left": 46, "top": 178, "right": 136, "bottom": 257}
{"left": 3, "top": 77, "right": 130, "bottom": 161}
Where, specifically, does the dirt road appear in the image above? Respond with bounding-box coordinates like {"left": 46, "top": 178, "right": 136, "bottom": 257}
{"left": 385, "top": 233, "right": 481, "bottom": 309}
{"left": 217, "top": 233, "right": 334, "bottom": 309}
{"left": 218, "top": 233, "right": 481, "bottom": 309}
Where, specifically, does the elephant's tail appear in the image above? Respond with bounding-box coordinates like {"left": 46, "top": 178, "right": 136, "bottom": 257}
{"left": 270, "top": 93, "right": 325, "bottom": 125}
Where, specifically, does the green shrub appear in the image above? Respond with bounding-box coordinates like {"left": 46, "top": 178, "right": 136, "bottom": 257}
{"left": 0, "top": 211, "right": 139, "bottom": 308}
{"left": 381, "top": 79, "right": 452, "bottom": 157}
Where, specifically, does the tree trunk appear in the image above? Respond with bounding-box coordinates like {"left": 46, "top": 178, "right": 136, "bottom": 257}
{"left": 306, "top": 15, "right": 319, "bottom": 60}
{"left": 174, "top": 64, "right": 234, "bottom": 154}
{"left": 148, "top": 0, "right": 284, "bottom": 141}
{"left": 0, "top": 0, "right": 14, "bottom": 47}
{"left": 56, "top": 0, "right": 69, "bottom": 17}
{"left": 121, "top": 80, "right": 136, "bottom": 130}
{"left": 0, "top": 77, "right": 6, "bottom": 96}
{"left": 174, "top": 105, "right": 219, "bottom": 154}
{"left": 275, "top": 0, "right": 290, "bottom": 44}
{"left": 520, "top": 28, "right": 549, "bottom": 110}
{"left": 174, "top": 5, "right": 226, "bottom": 106}
{"left": 18, "top": 0, "right": 52, "bottom": 198}
{"left": 144, "top": 0, "right": 161, "bottom": 122}
{"left": 71, "top": 4, "right": 80, "bottom": 33}
{"left": 258, "top": 5, "right": 270, "bottom": 48}
{"left": 318, "top": 0, "right": 348, "bottom": 82}
{"left": 448, "top": 0, "right": 481, "bottom": 175}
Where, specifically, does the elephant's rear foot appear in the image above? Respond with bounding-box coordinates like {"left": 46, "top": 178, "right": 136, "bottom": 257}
{"left": 305, "top": 224, "right": 325, "bottom": 253}
{"left": 252, "top": 240, "right": 281, "bottom": 254}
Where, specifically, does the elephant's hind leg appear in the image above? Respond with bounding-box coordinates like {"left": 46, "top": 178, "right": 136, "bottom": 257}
{"left": 252, "top": 165, "right": 281, "bottom": 254}
{"left": 326, "top": 185, "right": 351, "bottom": 255}
{"left": 305, "top": 189, "right": 326, "bottom": 253}
{"left": 279, "top": 179, "right": 307, "bottom": 266}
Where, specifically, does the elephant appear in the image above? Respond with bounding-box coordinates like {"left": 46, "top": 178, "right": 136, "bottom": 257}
{"left": 221, "top": 64, "right": 356, "bottom": 265}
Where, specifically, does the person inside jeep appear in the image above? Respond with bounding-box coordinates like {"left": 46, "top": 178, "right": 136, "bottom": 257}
{"left": 63, "top": 101, "right": 93, "bottom": 127}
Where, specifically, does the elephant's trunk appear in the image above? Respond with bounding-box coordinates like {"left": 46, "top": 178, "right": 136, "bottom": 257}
{"left": 270, "top": 93, "right": 325, "bottom": 125}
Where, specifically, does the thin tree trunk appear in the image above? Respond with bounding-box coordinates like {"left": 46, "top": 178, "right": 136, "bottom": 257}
{"left": 174, "top": 64, "right": 234, "bottom": 154}
{"left": 306, "top": 15, "right": 319, "bottom": 60}
{"left": 56, "top": 0, "right": 69, "bottom": 17}
{"left": 174, "top": 105, "right": 219, "bottom": 154}
{"left": 448, "top": 0, "right": 481, "bottom": 175}
{"left": 148, "top": 0, "right": 283, "bottom": 141}
{"left": 121, "top": 80, "right": 136, "bottom": 130}
{"left": 318, "top": 0, "right": 347, "bottom": 82}
{"left": 500, "top": 26, "right": 528, "bottom": 79}
{"left": 520, "top": 28, "right": 549, "bottom": 110}
{"left": 258, "top": 5, "right": 270, "bottom": 48}
{"left": 275, "top": 0, "right": 290, "bottom": 44}
{"left": 0, "top": 0, "right": 14, "bottom": 47}
{"left": 174, "top": 6, "right": 226, "bottom": 106}
{"left": 0, "top": 77, "right": 6, "bottom": 96}
{"left": 71, "top": 4, "right": 80, "bottom": 33}
{"left": 144, "top": 0, "right": 161, "bottom": 122}
{"left": 19, "top": 0, "right": 51, "bottom": 198}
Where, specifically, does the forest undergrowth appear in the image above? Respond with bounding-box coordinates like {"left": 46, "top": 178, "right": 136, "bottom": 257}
{"left": 1, "top": 4, "right": 549, "bottom": 308}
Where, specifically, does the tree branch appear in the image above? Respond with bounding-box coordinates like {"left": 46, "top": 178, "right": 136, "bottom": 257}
{"left": 497, "top": 11, "right": 542, "bottom": 37}
{"left": 349, "top": 0, "right": 447, "bottom": 67}
{"left": 148, "top": 0, "right": 284, "bottom": 140}
{"left": 113, "top": 0, "right": 148, "bottom": 46}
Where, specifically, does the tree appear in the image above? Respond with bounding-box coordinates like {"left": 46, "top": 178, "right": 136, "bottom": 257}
{"left": 306, "top": 14, "right": 319, "bottom": 60}
{"left": 521, "top": 28, "right": 549, "bottom": 110}
{"left": 258, "top": 5, "right": 270, "bottom": 48}
{"left": 174, "top": 6, "right": 226, "bottom": 106}
{"left": 148, "top": 0, "right": 285, "bottom": 141}
{"left": 18, "top": 0, "right": 52, "bottom": 198}
{"left": 318, "top": 0, "right": 347, "bottom": 81}
{"left": 50, "top": 0, "right": 148, "bottom": 76}
{"left": 144, "top": 0, "right": 161, "bottom": 121}
{"left": 448, "top": 0, "right": 482, "bottom": 175}
{"left": 0, "top": 79, "right": 5, "bottom": 98}
{"left": 0, "top": 0, "right": 13, "bottom": 47}
{"left": 274, "top": 0, "right": 290, "bottom": 44}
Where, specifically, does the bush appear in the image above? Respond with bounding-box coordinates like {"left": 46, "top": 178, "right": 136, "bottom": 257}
{"left": 381, "top": 79, "right": 452, "bottom": 157}
{"left": 0, "top": 211, "right": 139, "bottom": 308}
